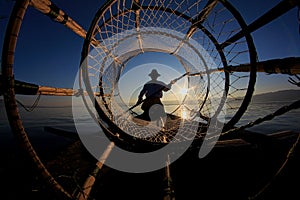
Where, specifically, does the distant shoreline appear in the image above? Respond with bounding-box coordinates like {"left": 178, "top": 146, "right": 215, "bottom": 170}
{"left": 1, "top": 89, "right": 300, "bottom": 107}
{"left": 251, "top": 89, "right": 300, "bottom": 102}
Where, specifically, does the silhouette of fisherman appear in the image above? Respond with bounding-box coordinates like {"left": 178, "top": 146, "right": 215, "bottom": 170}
{"left": 136, "top": 69, "right": 175, "bottom": 121}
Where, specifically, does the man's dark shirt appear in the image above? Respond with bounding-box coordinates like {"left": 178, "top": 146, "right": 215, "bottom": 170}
{"left": 138, "top": 80, "right": 171, "bottom": 100}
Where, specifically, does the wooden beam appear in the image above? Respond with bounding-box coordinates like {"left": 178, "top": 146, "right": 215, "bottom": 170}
{"left": 29, "top": 0, "right": 99, "bottom": 46}
{"left": 77, "top": 142, "right": 115, "bottom": 200}
{"left": 189, "top": 57, "right": 300, "bottom": 76}
{"left": 221, "top": 0, "right": 299, "bottom": 48}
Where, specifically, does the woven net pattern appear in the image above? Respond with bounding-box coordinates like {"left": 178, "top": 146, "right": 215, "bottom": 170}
{"left": 82, "top": 0, "right": 255, "bottom": 144}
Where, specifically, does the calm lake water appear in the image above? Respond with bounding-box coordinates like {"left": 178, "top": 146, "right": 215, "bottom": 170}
{"left": 1, "top": 99, "right": 300, "bottom": 152}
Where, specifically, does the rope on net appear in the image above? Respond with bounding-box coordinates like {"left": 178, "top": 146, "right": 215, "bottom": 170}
{"left": 16, "top": 92, "right": 41, "bottom": 112}
{"left": 80, "top": 0, "right": 257, "bottom": 148}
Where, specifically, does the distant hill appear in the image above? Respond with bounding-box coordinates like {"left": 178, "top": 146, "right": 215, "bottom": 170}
{"left": 252, "top": 89, "right": 300, "bottom": 102}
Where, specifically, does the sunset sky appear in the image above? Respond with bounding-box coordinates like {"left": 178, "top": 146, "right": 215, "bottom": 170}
{"left": 0, "top": 0, "right": 299, "bottom": 102}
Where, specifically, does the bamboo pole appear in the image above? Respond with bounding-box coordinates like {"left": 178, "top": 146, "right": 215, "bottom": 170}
{"left": 29, "top": 0, "right": 99, "bottom": 46}
{"left": 77, "top": 142, "right": 115, "bottom": 200}
{"left": 38, "top": 86, "right": 76, "bottom": 96}
{"left": 228, "top": 57, "right": 300, "bottom": 74}
{"left": 2, "top": 57, "right": 298, "bottom": 96}
{"left": 189, "top": 57, "right": 300, "bottom": 76}
{"left": 221, "top": 0, "right": 299, "bottom": 48}
{"left": 163, "top": 154, "right": 175, "bottom": 200}
{"left": 37, "top": 86, "right": 101, "bottom": 96}
{"left": 0, "top": 75, "right": 102, "bottom": 96}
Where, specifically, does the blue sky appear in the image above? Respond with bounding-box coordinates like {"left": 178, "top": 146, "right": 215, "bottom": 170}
{"left": 1, "top": 0, "right": 300, "bottom": 96}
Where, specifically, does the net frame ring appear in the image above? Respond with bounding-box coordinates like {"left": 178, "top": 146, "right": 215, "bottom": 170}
{"left": 80, "top": 0, "right": 257, "bottom": 145}
{"left": 1, "top": 0, "right": 73, "bottom": 199}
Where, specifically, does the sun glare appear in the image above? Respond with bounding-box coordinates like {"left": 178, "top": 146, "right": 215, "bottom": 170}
{"left": 181, "top": 106, "right": 188, "bottom": 120}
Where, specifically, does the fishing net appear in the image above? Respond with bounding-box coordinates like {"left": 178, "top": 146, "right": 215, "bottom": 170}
{"left": 80, "top": 0, "right": 256, "bottom": 146}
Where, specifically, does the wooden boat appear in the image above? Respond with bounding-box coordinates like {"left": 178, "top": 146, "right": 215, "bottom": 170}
{"left": 42, "top": 124, "right": 299, "bottom": 200}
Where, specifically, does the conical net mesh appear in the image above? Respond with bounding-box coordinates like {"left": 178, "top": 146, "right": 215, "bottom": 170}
{"left": 82, "top": 0, "right": 254, "bottom": 144}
